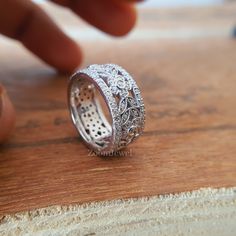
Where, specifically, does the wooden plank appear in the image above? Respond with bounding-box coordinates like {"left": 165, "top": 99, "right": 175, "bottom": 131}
{"left": 0, "top": 4, "right": 236, "bottom": 215}
{"left": 1, "top": 188, "right": 236, "bottom": 235}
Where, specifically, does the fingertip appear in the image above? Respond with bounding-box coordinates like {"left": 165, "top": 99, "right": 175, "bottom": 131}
{"left": 9, "top": 2, "right": 83, "bottom": 73}
{"left": 112, "top": 5, "right": 137, "bottom": 36}
{"left": 67, "top": 0, "right": 137, "bottom": 37}
{"left": 50, "top": 39, "right": 83, "bottom": 73}
{"left": 0, "top": 85, "right": 15, "bottom": 144}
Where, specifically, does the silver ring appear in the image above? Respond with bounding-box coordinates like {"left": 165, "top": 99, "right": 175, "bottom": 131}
{"left": 68, "top": 64, "right": 145, "bottom": 155}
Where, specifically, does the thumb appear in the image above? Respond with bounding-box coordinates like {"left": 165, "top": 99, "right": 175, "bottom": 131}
{"left": 0, "top": 84, "right": 15, "bottom": 143}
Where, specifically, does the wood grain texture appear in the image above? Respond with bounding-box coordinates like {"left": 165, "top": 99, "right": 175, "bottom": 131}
{"left": 0, "top": 3, "right": 236, "bottom": 215}
{"left": 1, "top": 188, "right": 236, "bottom": 236}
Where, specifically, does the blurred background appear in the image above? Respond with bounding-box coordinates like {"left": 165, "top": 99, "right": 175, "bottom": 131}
{"left": 32, "top": 0, "right": 236, "bottom": 43}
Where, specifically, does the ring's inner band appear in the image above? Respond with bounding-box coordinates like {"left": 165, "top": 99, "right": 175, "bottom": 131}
{"left": 70, "top": 76, "right": 112, "bottom": 149}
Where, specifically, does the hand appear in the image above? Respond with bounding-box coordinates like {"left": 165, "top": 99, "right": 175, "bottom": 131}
{"left": 0, "top": 0, "right": 140, "bottom": 143}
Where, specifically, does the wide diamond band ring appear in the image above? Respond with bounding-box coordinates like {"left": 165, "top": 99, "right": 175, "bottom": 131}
{"left": 68, "top": 64, "right": 145, "bottom": 155}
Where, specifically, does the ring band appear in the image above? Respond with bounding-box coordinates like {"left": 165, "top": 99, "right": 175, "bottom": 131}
{"left": 68, "top": 64, "right": 145, "bottom": 155}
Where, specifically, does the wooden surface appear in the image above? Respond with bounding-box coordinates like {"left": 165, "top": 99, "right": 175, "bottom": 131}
{"left": 0, "top": 3, "right": 236, "bottom": 216}
{"left": 1, "top": 188, "right": 236, "bottom": 235}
